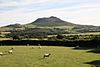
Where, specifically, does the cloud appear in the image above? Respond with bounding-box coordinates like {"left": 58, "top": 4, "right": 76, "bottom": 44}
{"left": 0, "top": 0, "right": 100, "bottom": 26}
{"left": 0, "top": 0, "right": 99, "bottom": 13}
{"left": 0, "top": 0, "right": 69, "bottom": 13}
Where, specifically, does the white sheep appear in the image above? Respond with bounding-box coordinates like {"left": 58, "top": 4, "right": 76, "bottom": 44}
{"left": 43, "top": 53, "right": 51, "bottom": 58}
{"left": 75, "top": 45, "right": 80, "bottom": 49}
{"left": 27, "top": 44, "right": 29, "bottom": 46}
{"left": 0, "top": 52, "right": 3, "bottom": 56}
{"left": 8, "top": 49, "right": 13, "bottom": 54}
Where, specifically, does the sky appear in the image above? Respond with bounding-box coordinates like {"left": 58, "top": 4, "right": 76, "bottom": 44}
{"left": 0, "top": 0, "right": 100, "bottom": 26}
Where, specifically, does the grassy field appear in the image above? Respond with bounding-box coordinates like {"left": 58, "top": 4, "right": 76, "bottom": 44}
{"left": 0, "top": 46, "right": 100, "bottom": 67}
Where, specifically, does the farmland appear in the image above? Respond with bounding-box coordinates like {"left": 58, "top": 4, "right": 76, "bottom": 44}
{"left": 0, "top": 46, "right": 100, "bottom": 67}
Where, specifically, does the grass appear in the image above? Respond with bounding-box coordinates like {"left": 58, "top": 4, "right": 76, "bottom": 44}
{"left": 63, "top": 32, "right": 100, "bottom": 35}
{"left": 0, "top": 38, "right": 12, "bottom": 41}
{"left": 0, "top": 46, "right": 100, "bottom": 67}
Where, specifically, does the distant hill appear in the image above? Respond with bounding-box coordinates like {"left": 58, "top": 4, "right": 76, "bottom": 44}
{"left": 4, "top": 23, "right": 23, "bottom": 28}
{"left": 31, "top": 16, "right": 75, "bottom": 26}
{"left": 0, "top": 16, "right": 100, "bottom": 35}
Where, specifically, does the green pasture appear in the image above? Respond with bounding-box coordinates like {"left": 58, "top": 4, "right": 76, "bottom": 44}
{"left": 0, "top": 46, "right": 100, "bottom": 67}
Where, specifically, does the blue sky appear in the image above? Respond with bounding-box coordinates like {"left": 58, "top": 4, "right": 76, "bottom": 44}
{"left": 0, "top": 0, "right": 100, "bottom": 26}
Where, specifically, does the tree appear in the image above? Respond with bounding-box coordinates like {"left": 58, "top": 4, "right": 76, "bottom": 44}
{"left": 56, "top": 34, "right": 64, "bottom": 39}
{"left": 12, "top": 35, "right": 21, "bottom": 40}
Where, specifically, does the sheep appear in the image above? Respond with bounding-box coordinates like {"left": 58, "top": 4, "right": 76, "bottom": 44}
{"left": 0, "top": 52, "right": 3, "bottom": 56}
{"left": 8, "top": 49, "right": 13, "bottom": 54}
{"left": 43, "top": 53, "right": 51, "bottom": 58}
{"left": 27, "top": 44, "right": 29, "bottom": 46}
{"left": 8, "top": 48, "right": 13, "bottom": 54}
{"left": 74, "top": 45, "right": 80, "bottom": 49}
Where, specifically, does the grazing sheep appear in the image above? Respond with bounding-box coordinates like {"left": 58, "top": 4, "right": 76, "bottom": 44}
{"left": 27, "top": 44, "right": 29, "bottom": 46}
{"left": 43, "top": 53, "right": 51, "bottom": 58}
{"left": 8, "top": 48, "right": 13, "bottom": 54}
{"left": 75, "top": 45, "right": 80, "bottom": 49}
{"left": 0, "top": 52, "right": 3, "bottom": 56}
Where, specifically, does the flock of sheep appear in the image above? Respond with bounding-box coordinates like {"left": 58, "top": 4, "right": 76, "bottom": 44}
{"left": 31, "top": 44, "right": 51, "bottom": 58}
{"left": 0, "top": 44, "right": 51, "bottom": 59}
{"left": 0, "top": 47, "right": 13, "bottom": 56}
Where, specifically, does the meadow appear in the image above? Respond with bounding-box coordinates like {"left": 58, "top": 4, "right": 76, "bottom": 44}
{"left": 0, "top": 46, "right": 100, "bottom": 67}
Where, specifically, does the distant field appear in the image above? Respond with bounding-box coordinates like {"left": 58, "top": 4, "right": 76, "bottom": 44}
{"left": 0, "top": 27, "right": 13, "bottom": 31}
{"left": 0, "top": 46, "right": 100, "bottom": 67}
{"left": 0, "top": 32, "right": 100, "bottom": 41}
{"left": 63, "top": 32, "right": 100, "bottom": 35}
{"left": 0, "top": 38, "right": 12, "bottom": 41}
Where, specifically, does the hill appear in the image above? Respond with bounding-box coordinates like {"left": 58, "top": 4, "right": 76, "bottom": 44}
{"left": 0, "top": 16, "right": 100, "bottom": 36}
{"left": 31, "top": 16, "right": 75, "bottom": 26}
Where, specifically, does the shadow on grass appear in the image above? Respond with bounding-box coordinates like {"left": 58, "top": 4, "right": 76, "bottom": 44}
{"left": 72, "top": 47, "right": 92, "bottom": 50}
{"left": 84, "top": 60, "right": 100, "bottom": 67}
{"left": 72, "top": 46, "right": 100, "bottom": 54}
{"left": 87, "top": 48, "right": 100, "bottom": 54}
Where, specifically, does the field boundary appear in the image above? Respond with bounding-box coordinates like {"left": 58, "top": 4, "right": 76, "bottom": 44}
{"left": 0, "top": 40, "right": 100, "bottom": 47}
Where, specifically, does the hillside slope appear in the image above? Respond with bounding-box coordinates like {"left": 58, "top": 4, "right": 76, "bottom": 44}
{"left": 0, "top": 16, "right": 100, "bottom": 35}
